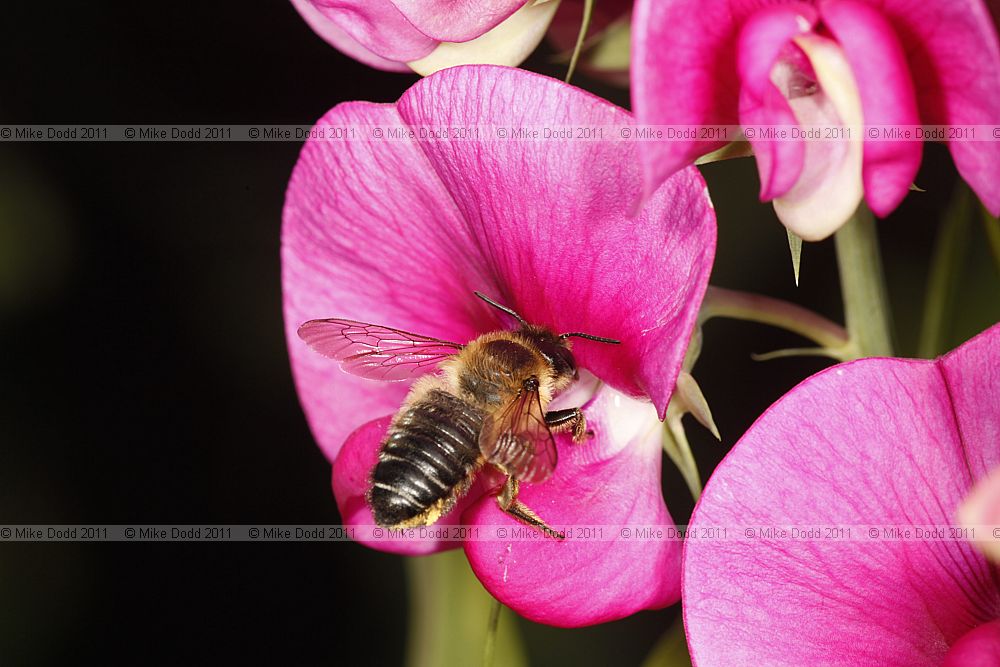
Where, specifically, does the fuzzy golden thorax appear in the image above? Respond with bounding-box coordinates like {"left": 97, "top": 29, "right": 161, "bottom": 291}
{"left": 437, "top": 326, "right": 577, "bottom": 410}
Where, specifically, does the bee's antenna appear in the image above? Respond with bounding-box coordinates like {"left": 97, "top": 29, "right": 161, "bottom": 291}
{"left": 559, "top": 332, "right": 621, "bottom": 345}
{"left": 474, "top": 291, "right": 528, "bottom": 326}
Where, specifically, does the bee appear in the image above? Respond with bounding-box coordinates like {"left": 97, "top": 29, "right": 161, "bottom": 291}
{"left": 297, "top": 292, "right": 620, "bottom": 539}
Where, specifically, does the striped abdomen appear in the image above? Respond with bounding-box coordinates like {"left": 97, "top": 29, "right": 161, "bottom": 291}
{"left": 369, "top": 389, "right": 486, "bottom": 528}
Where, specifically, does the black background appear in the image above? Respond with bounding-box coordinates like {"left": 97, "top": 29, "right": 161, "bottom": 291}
{"left": 1, "top": 2, "right": 997, "bottom": 665}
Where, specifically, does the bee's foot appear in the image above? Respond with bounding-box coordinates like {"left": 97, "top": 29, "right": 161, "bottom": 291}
{"left": 496, "top": 477, "right": 565, "bottom": 540}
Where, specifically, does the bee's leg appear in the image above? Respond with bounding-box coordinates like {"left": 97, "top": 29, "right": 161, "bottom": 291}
{"left": 496, "top": 477, "right": 565, "bottom": 540}
{"left": 545, "top": 407, "right": 590, "bottom": 443}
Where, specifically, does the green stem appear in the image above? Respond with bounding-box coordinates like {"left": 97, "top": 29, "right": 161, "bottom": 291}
{"left": 983, "top": 204, "right": 1000, "bottom": 275}
{"left": 483, "top": 597, "right": 502, "bottom": 667}
{"left": 641, "top": 612, "right": 692, "bottom": 667}
{"left": 565, "top": 0, "right": 594, "bottom": 83}
{"left": 834, "top": 205, "right": 894, "bottom": 357}
{"left": 406, "top": 551, "right": 526, "bottom": 667}
{"left": 917, "top": 184, "right": 971, "bottom": 358}
{"left": 699, "top": 286, "right": 851, "bottom": 359}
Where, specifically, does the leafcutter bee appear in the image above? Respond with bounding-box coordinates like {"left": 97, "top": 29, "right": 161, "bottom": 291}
{"left": 297, "top": 292, "right": 620, "bottom": 539}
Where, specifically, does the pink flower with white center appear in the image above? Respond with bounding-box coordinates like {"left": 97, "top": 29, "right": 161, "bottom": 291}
{"left": 632, "top": 0, "right": 1000, "bottom": 240}
{"left": 282, "top": 66, "right": 716, "bottom": 626}
{"left": 290, "top": 0, "right": 562, "bottom": 75}
{"left": 683, "top": 323, "right": 1000, "bottom": 665}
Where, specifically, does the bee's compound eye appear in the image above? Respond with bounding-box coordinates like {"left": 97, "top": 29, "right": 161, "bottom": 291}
{"left": 536, "top": 340, "right": 578, "bottom": 380}
{"left": 558, "top": 348, "right": 578, "bottom": 378}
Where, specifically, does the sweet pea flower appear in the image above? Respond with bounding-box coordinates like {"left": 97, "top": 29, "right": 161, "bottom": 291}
{"left": 632, "top": 0, "right": 1000, "bottom": 240}
{"left": 290, "top": 0, "right": 562, "bottom": 75}
{"left": 683, "top": 322, "right": 1000, "bottom": 665}
{"left": 282, "top": 66, "right": 716, "bottom": 626}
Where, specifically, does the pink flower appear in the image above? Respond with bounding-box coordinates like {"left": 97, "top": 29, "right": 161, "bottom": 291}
{"left": 282, "top": 66, "right": 716, "bottom": 626}
{"left": 683, "top": 323, "right": 1000, "bottom": 665}
{"left": 290, "top": 0, "right": 562, "bottom": 75}
{"left": 632, "top": 0, "right": 1000, "bottom": 240}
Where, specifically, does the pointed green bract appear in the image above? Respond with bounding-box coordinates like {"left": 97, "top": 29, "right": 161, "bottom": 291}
{"left": 786, "top": 228, "right": 802, "bottom": 286}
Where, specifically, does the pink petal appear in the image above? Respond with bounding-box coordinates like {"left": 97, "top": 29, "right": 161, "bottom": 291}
{"left": 684, "top": 323, "right": 1000, "bottom": 666}
{"left": 736, "top": 5, "right": 817, "bottom": 103}
{"left": 739, "top": 83, "right": 803, "bottom": 201}
{"left": 298, "top": 0, "right": 437, "bottom": 64}
{"left": 821, "top": 0, "right": 921, "bottom": 217}
{"left": 943, "top": 620, "right": 1000, "bottom": 667}
{"left": 283, "top": 101, "right": 490, "bottom": 461}
{"left": 876, "top": 0, "right": 1000, "bottom": 215}
{"left": 396, "top": 66, "right": 716, "bottom": 417}
{"left": 938, "top": 319, "right": 1000, "bottom": 457}
{"left": 464, "top": 387, "right": 682, "bottom": 626}
{"left": 770, "top": 34, "right": 865, "bottom": 240}
{"left": 332, "top": 416, "right": 495, "bottom": 555}
{"left": 631, "top": 0, "right": 745, "bottom": 198}
{"left": 735, "top": 5, "right": 817, "bottom": 200}
{"left": 947, "top": 324, "right": 1000, "bottom": 560}
{"left": 284, "top": 66, "right": 715, "bottom": 460}
{"left": 289, "top": 0, "right": 413, "bottom": 71}
{"left": 391, "top": 0, "right": 527, "bottom": 42}
{"left": 406, "top": 1, "right": 560, "bottom": 75}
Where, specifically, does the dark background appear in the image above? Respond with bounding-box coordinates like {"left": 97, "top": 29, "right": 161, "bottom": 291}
{"left": 0, "top": 3, "right": 996, "bottom": 665}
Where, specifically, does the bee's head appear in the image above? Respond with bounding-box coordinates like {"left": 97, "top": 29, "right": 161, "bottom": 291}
{"left": 521, "top": 327, "right": 579, "bottom": 382}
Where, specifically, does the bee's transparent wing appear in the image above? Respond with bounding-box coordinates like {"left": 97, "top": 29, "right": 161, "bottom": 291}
{"left": 297, "top": 318, "right": 463, "bottom": 382}
{"left": 479, "top": 386, "right": 558, "bottom": 484}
